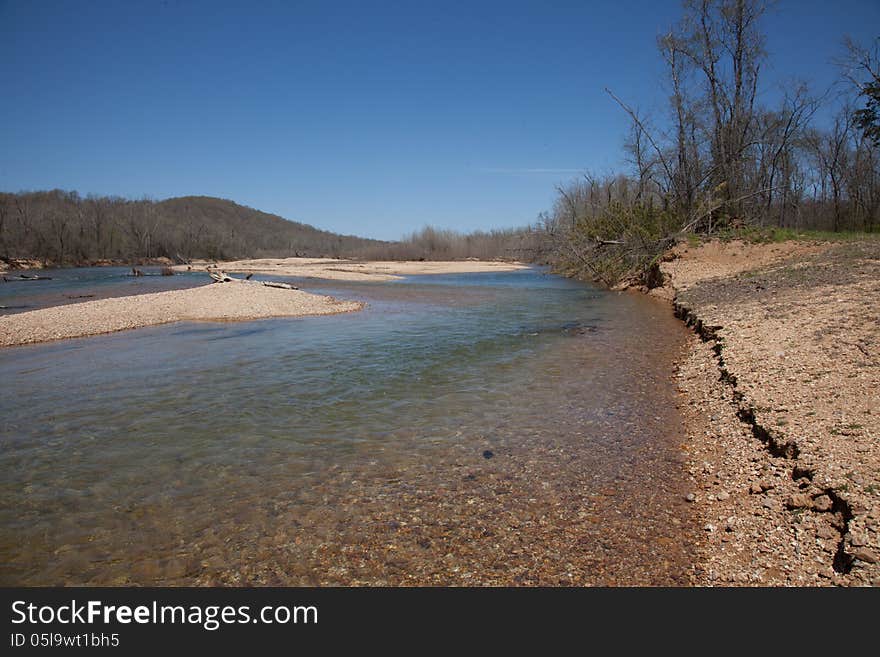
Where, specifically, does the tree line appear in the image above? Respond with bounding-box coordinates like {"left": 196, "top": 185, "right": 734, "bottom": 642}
{"left": 544, "top": 0, "right": 880, "bottom": 286}
{"left": 360, "top": 225, "right": 547, "bottom": 262}
{"left": 0, "top": 192, "right": 391, "bottom": 266}
{"left": 0, "top": 190, "right": 544, "bottom": 267}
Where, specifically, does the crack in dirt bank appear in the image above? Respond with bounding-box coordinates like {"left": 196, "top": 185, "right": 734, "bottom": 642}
{"left": 673, "top": 297, "right": 854, "bottom": 576}
{"left": 655, "top": 239, "right": 880, "bottom": 586}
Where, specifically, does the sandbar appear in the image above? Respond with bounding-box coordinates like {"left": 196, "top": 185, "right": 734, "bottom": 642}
{"left": 0, "top": 282, "right": 362, "bottom": 347}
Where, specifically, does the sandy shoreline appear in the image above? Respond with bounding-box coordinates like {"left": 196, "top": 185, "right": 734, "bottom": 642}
{"left": 0, "top": 282, "right": 362, "bottom": 348}
{"left": 174, "top": 257, "right": 530, "bottom": 281}
{"left": 1, "top": 258, "right": 526, "bottom": 347}
{"left": 657, "top": 239, "right": 880, "bottom": 586}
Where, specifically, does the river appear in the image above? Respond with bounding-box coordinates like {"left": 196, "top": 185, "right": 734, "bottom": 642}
{"left": 0, "top": 267, "right": 697, "bottom": 585}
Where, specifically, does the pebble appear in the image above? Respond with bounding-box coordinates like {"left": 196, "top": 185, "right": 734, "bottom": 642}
{"left": 785, "top": 493, "right": 812, "bottom": 510}
{"left": 811, "top": 495, "right": 833, "bottom": 512}
{"left": 163, "top": 558, "right": 189, "bottom": 579}
{"left": 852, "top": 548, "right": 878, "bottom": 565}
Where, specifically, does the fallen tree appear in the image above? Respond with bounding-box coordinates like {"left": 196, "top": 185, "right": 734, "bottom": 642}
{"left": 207, "top": 269, "right": 298, "bottom": 290}
{"left": 3, "top": 274, "right": 53, "bottom": 282}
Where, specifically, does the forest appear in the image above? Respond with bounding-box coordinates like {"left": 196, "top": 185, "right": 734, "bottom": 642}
{"left": 542, "top": 1, "right": 880, "bottom": 285}
{"left": 0, "top": 191, "right": 546, "bottom": 267}
{"left": 0, "top": 192, "right": 390, "bottom": 265}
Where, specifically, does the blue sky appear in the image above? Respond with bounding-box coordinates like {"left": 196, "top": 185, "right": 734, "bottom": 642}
{"left": 2, "top": 0, "right": 878, "bottom": 240}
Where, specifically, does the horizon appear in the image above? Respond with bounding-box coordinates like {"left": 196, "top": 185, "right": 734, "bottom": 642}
{"left": 2, "top": 0, "right": 879, "bottom": 241}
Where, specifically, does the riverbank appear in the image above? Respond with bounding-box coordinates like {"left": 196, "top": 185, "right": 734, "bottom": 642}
{"left": 174, "top": 257, "right": 530, "bottom": 281}
{"left": 0, "top": 258, "right": 527, "bottom": 347}
{"left": 0, "top": 256, "right": 181, "bottom": 273}
{"left": 657, "top": 238, "right": 880, "bottom": 586}
{"left": 0, "top": 283, "right": 362, "bottom": 347}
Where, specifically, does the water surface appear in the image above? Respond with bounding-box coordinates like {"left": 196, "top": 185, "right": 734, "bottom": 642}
{"left": 0, "top": 268, "right": 696, "bottom": 585}
{"left": 0, "top": 266, "right": 205, "bottom": 314}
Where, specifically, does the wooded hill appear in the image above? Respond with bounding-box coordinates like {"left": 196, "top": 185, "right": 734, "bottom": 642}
{"left": 0, "top": 191, "right": 388, "bottom": 265}
{"left": 0, "top": 190, "right": 546, "bottom": 267}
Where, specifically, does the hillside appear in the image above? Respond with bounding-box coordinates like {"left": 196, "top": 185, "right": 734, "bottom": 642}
{"left": 0, "top": 190, "right": 387, "bottom": 265}
{"left": 156, "top": 196, "right": 386, "bottom": 259}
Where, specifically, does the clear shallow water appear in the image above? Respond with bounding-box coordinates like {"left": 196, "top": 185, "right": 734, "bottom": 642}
{"left": 0, "top": 268, "right": 697, "bottom": 585}
{"left": 0, "top": 266, "right": 205, "bottom": 314}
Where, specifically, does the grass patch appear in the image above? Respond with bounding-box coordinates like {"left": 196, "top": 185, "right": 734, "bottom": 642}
{"left": 711, "top": 226, "right": 880, "bottom": 244}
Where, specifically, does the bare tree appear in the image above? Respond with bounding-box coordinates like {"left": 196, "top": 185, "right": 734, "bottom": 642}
{"left": 841, "top": 36, "right": 880, "bottom": 146}
{"left": 807, "top": 108, "right": 854, "bottom": 231}
{"left": 667, "top": 0, "right": 768, "bottom": 218}
{"left": 0, "top": 194, "right": 9, "bottom": 259}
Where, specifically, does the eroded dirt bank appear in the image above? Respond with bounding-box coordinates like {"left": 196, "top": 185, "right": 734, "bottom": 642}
{"left": 657, "top": 239, "right": 879, "bottom": 586}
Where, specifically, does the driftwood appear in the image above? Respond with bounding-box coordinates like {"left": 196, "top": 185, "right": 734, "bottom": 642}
{"left": 3, "top": 274, "right": 53, "bottom": 282}
{"left": 208, "top": 270, "right": 298, "bottom": 290}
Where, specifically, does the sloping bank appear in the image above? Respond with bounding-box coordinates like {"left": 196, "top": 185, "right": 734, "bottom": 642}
{"left": 645, "top": 239, "right": 879, "bottom": 586}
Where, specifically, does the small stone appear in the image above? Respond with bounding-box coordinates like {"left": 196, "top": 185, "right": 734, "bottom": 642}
{"left": 785, "top": 493, "right": 812, "bottom": 510}
{"left": 163, "top": 558, "right": 188, "bottom": 579}
{"left": 749, "top": 483, "right": 763, "bottom": 495}
{"left": 482, "top": 450, "right": 494, "bottom": 459}
{"left": 852, "top": 548, "right": 879, "bottom": 564}
{"left": 716, "top": 491, "right": 730, "bottom": 501}
{"left": 704, "top": 524, "right": 716, "bottom": 532}
{"left": 685, "top": 493, "right": 696, "bottom": 503}
{"left": 811, "top": 495, "right": 833, "bottom": 512}
{"left": 133, "top": 559, "right": 162, "bottom": 580}
{"left": 817, "top": 525, "right": 838, "bottom": 540}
